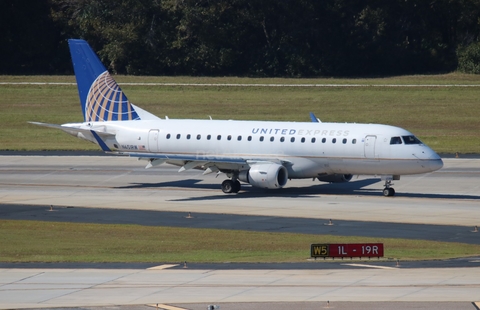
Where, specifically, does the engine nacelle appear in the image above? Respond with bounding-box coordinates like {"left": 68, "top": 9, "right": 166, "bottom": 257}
{"left": 318, "top": 174, "right": 353, "bottom": 183}
{"left": 238, "top": 163, "right": 288, "bottom": 189}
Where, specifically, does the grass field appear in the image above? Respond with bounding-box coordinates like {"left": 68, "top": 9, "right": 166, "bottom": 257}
{"left": 1, "top": 73, "right": 480, "bottom": 153}
{"left": 1, "top": 220, "right": 478, "bottom": 263}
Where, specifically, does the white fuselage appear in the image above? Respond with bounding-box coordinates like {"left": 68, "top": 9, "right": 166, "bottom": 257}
{"left": 72, "top": 119, "right": 443, "bottom": 179}
{"left": 43, "top": 39, "right": 444, "bottom": 196}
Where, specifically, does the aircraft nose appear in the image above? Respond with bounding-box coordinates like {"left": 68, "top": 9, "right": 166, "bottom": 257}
{"left": 425, "top": 148, "right": 443, "bottom": 171}
{"left": 428, "top": 157, "right": 444, "bottom": 172}
{"left": 416, "top": 147, "right": 443, "bottom": 172}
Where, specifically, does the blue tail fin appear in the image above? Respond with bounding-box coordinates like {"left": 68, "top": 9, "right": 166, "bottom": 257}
{"left": 68, "top": 39, "right": 140, "bottom": 122}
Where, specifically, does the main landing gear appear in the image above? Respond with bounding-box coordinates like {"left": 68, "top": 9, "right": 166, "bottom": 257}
{"left": 221, "top": 179, "right": 241, "bottom": 194}
{"left": 383, "top": 179, "right": 395, "bottom": 197}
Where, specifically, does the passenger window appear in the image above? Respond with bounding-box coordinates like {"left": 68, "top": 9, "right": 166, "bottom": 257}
{"left": 217, "top": 135, "right": 221, "bottom": 140}
{"left": 186, "top": 134, "right": 191, "bottom": 140}
{"left": 390, "top": 137, "right": 402, "bottom": 145}
{"left": 166, "top": 134, "right": 171, "bottom": 139}
{"left": 197, "top": 134, "right": 201, "bottom": 140}
{"left": 332, "top": 138, "right": 336, "bottom": 143}
{"left": 207, "top": 135, "right": 211, "bottom": 140}
{"left": 280, "top": 137, "right": 285, "bottom": 142}
{"left": 227, "top": 135, "right": 232, "bottom": 141}
{"left": 260, "top": 136, "right": 264, "bottom": 142}
{"left": 322, "top": 138, "right": 326, "bottom": 143}
{"left": 342, "top": 138, "right": 347, "bottom": 144}
{"left": 176, "top": 134, "right": 181, "bottom": 139}
{"left": 270, "top": 136, "right": 274, "bottom": 142}
{"left": 237, "top": 136, "right": 242, "bottom": 141}
{"left": 311, "top": 137, "right": 316, "bottom": 143}
{"left": 248, "top": 136, "right": 252, "bottom": 141}
{"left": 352, "top": 139, "right": 356, "bottom": 144}
{"left": 290, "top": 137, "right": 295, "bottom": 142}
{"left": 301, "top": 137, "right": 305, "bottom": 143}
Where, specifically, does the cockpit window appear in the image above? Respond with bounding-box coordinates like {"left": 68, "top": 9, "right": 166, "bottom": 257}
{"left": 390, "top": 136, "right": 402, "bottom": 145}
{"left": 402, "top": 135, "right": 422, "bottom": 145}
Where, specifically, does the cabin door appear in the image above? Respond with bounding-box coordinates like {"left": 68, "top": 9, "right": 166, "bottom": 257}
{"left": 364, "top": 135, "right": 377, "bottom": 159}
{"left": 148, "top": 129, "right": 159, "bottom": 153}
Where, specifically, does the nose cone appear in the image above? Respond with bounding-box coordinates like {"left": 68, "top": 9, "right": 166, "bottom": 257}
{"left": 428, "top": 157, "right": 444, "bottom": 172}
{"left": 416, "top": 146, "right": 443, "bottom": 172}
{"left": 424, "top": 148, "right": 443, "bottom": 172}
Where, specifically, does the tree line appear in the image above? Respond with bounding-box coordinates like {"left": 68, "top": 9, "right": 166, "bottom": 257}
{"left": 2, "top": 0, "right": 480, "bottom": 76}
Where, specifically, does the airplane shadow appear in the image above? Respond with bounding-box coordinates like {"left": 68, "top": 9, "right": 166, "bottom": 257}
{"left": 116, "top": 178, "right": 480, "bottom": 201}
{"left": 117, "top": 179, "right": 220, "bottom": 190}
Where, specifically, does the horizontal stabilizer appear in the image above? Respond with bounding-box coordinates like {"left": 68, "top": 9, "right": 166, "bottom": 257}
{"left": 28, "top": 122, "right": 115, "bottom": 138}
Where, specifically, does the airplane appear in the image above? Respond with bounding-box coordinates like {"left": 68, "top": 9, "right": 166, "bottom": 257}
{"left": 30, "top": 39, "right": 444, "bottom": 197}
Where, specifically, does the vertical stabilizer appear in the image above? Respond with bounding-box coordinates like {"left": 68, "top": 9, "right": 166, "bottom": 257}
{"left": 68, "top": 39, "right": 140, "bottom": 122}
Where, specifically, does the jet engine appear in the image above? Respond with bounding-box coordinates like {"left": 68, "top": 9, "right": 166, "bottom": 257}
{"left": 318, "top": 174, "right": 353, "bottom": 183}
{"left": 238, "top": 163, "right": 288, "bottom": 189}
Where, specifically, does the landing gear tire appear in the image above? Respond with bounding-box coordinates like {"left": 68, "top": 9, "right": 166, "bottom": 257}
{"left": 222, "top": 179, "right": 241, "bottom": 194}
{"left": 383, "top": 187, "right": 395, "bottom": 197}
{"left": 232, "top": 180, "right": 241, "bottom": 193}
{"left": 221, "top": 180, "right": 234, "bottom": 193}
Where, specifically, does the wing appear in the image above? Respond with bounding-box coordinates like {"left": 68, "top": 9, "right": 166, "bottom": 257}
{"left": 122, "top": 151, "right": 291, "bottom": 174}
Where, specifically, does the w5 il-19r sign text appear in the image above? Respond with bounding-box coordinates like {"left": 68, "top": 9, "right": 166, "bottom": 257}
{"left": 311, "top": 243, "right": 384, "bottom": 259}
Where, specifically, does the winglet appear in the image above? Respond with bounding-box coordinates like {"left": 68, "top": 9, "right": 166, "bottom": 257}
{"left": 68, "top": 39, "right": 140, "bottom": 122}
{"left": 309, "top": 112, "right": 321, "bottom": 123}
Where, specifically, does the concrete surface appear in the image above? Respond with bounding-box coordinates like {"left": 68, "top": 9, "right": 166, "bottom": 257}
{"left": 0, "top": 156, "right": 479, "bottom": 226}
{"left": 1, "top": 156, "right": 480, "bottom": 309}
{"left": 1, "top": 267, "right": 480, "bottom": 309}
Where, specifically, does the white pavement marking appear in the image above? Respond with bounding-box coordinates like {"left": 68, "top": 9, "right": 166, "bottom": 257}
{"left": 146, "top": 304, "right": 189, "bottom": 310}
{"left": 0, "top": 82, "right": 76, "bottom": 85}
{"left": 343, "top": 264, "right": 398, "bottom": 270}
{"left": 2, "top": 82, "right": 480, "bottom": 87}
{"left": 147, "top": 264, "right": 180, "bottom": 270}
{"left": 118, "top": 83, "right": 480, "bottom": 87}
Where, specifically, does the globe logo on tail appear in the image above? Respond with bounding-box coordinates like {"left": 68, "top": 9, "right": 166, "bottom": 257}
{"left": 85, "top": 71, "right": 140, "bottom": 122}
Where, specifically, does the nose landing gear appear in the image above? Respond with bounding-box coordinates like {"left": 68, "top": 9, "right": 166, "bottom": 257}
{"left": 383, "top": 179, "right": 395, "bottom": 197}
{"left": 383, "top": 187, "right": 395, "bottom": 197}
